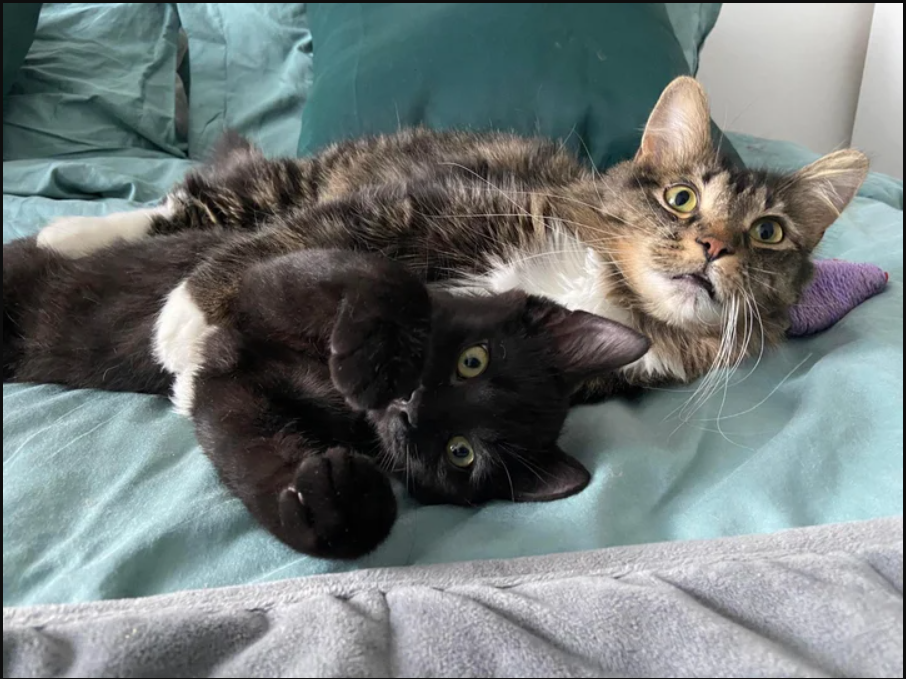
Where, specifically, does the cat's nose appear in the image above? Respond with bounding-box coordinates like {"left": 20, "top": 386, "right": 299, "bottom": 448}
{"left": 392, "top": 389, "right": 422, "bottom": 428}
{"left": 696, "top": 236, "right": 734, "bottom": 262}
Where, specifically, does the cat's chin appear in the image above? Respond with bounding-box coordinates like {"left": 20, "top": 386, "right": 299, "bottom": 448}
{"left": 643, "top": 271, "right": 724, "bottom": 328}
{"left": 369, "top": 410, "right": 411, "bottom": 469}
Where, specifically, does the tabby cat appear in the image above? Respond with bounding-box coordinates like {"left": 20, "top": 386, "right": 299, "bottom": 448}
{"left": 35, "top": 77, "right": 868, "bottom": 415}
{"left": 4, "top": 234, "right": 648, "bottom": 557}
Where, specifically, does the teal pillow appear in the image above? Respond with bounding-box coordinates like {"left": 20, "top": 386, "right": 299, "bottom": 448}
{"left": 3, "top": 4, "right": 183, "bottom": 161}
{"left": 298, "top": 3, "right": 735, "bottom": 167}
{"left": 176, "top": 4, "right": 313, "bottom": 159}
{"left": 2, "top": 3, "right": 42, "bottom": 100}
{"left": 666, "top": 3, "right": 723, "bottom": 73}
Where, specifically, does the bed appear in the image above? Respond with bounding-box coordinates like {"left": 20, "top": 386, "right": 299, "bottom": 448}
{"left": 3, "top": 4, "right": 902, "bottom": 677}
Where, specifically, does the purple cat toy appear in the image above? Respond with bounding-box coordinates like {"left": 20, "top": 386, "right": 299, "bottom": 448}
{"left": 788, "top": 259, "right": 889, "bottom": 337}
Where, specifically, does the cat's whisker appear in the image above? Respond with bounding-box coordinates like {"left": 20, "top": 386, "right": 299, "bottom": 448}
{"left": 697, "top": 353, "right": 815, "bottom": 423}
{"left": 671, "top": 294, "right": 741, "bottom": 424}
{"left": 438, "top": 162, "right": 539, "bottom": 218}
{"left": 491, "top": 456, "right": 517, "bottom": 503}
{"left": 502, "top": 445, "right": 554, "bottom": 483}
{"left": 436, "top": 211, "right": 631, "bottom": 251}
{"left": 464, "top": 181, "right": 645, "bottom": 230}
{"left": 405, "top": 442, "right": 412, "bottom": 493}
{"left": 727, "top": 290, "right": 766, "bottom": 390}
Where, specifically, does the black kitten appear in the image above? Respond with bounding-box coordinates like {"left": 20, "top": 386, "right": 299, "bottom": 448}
{"left": 4, "top": 235, "right": 649, "bottom": 558}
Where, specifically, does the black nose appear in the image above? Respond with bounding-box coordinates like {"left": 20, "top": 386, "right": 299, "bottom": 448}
{"left": 392, "top": 389, "right": 422, "bottom": 428}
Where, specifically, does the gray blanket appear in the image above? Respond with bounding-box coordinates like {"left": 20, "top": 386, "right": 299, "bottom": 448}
{"left": 4, "top": 517, "right": 902, "bottom": 678}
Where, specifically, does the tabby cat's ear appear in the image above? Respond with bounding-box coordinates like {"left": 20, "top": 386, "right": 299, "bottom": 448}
{"left": 526, "top": 298, "right": 650, "bottom": 385}
{"left": 636, "top": 76, "right": 712, "bottom": 168}
{"left": 505, "top": 448, "right": 590, "bottom": 502}
{"left": 789, "top": 149, "right": 869, "bottom": 245}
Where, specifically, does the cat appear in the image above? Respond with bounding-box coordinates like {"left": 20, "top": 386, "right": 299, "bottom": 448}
{"left": 34, "top": 76, "right": 869, "bottom": 415}
{"left": 3, "top": 234, "right": 649, "bottom": 557}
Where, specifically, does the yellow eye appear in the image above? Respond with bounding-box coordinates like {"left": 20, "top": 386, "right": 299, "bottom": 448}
{"left": 664, "top": 185, "right": 699, "bottom": 214}
{"left": 456, "top": 344, "right": 489, "bottom": 379}
{"left": 446, "top": 436, "right": 475, "bottom": 468}
{"left": 749, "top": 218, "right": 784, "bottom": 244}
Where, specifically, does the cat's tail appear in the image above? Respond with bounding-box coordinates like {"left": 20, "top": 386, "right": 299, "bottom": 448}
{"left": 3, "top": 237, "right": 51, "bottom": 381}
{"left": 207, "top": 129, "right": 265, "bottom": 167}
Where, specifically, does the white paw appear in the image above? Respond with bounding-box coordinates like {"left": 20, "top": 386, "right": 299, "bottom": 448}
{"left": 37, "top": 205, "right": 168, "bottom": 258}
{"left": 171, "top": 370, "right": 200, "bottom": 418}
{"left": 154, "top": 282, "right": 215, "bottom": 374}
{"left": 154, "top": 282, "right": 216, "bottom": 415}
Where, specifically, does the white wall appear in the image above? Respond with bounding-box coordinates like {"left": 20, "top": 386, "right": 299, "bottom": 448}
{"left": 851, "top": 3, "right": 903, "bottom": 179}
{"left": 698, "top": 3, "right": 875, "bottom": 154}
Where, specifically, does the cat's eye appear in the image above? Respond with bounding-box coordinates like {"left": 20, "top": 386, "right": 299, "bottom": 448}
{"left": 456, "top": 344, "right": 489, "bottom": 379}
{"left": 446, "top": 436, "right": 475, "bottom": 468}
{"left": 749, "top": 218, "right": 784, "bottom": 244}
{"left": 664, "top": 184, "right": 699, "bottom": 214}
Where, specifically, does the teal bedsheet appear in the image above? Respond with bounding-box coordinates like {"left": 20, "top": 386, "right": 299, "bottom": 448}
{"left": 3, "top": 134, "right": 903, "bottom": 606}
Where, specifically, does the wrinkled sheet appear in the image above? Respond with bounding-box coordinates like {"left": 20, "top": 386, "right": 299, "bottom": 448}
{"left": 4, "top": 517, "right": 902, "bottom": 677}
{"left": 3, "top": 131, "right": 903, "bottom": 607}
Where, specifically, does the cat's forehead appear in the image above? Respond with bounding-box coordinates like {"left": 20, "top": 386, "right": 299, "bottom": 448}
{"left": 680, "top": 158, "right": 791, "bottom": 222}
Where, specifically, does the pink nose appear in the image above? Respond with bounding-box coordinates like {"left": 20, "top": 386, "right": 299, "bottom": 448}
{"left": 696, "top": 236, "right": 733, "bottom": 261}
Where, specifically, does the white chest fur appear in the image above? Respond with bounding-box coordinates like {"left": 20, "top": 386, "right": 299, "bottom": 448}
{"left": 439, "top": 226, "right": 685, "bottom": 382}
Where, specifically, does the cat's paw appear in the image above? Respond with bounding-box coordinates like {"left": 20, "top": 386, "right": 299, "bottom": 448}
{"left": 36, "top": 207, "right": 165, "bottom": 258}
{"left": 153, "top": 282, "right": 217, "bottom": 416}
{"left": 329, "top": 281, "right": 431, "bottom": 411}
{"left": 278, "top": 447, "right": 397, "bottom": 559}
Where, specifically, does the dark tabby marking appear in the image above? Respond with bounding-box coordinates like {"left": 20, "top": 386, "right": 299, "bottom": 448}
{"left": 3, "top": 236, "right": 648, "bottom": 557}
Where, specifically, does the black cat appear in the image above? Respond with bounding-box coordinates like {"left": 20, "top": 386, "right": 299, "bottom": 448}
{"left": 3, "top": 234, "right": 649, "bottom": 557}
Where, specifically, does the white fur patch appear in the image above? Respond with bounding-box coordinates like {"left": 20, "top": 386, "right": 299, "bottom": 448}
{"left": 171, "top": 370, "right": 201, "bottom": 418}
{"left": 153, "top": 282, "right": 216, "bottom": 416}
{"left": 37, "top": 203, "right": 171, "bottom": 258}
{"left": 630, "top": 347, "right": 687, "bottom": 383}
{"left": 440, "top": 226, "right": 686, "bottom": 381}
{"left": 443, "top": 226, "right": 628, "bottom": 318}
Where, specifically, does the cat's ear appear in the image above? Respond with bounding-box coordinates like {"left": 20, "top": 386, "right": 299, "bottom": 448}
{"left": 788, "top": 149, "right": 869, "bottom": 245}
{"left": 526, "top": 298, "right": 650, "bottom": 384}
{"left": 505, "top": 448, "right": 591, "bottom": 502}
{"left": 636, "top": 76, "right": 712, "bottom": 168}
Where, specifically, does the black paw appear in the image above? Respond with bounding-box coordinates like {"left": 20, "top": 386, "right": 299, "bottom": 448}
{"left": 277, "top": 447, "right": 397, "bottom": 559}
{"left": 329, "top": 279, "right": 431, "bottom": 410}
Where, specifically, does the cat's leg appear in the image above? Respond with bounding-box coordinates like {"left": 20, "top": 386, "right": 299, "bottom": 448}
{"left": 154, "top": 229, "right": 307, "bottom": 408}
{"left": 38, "top": 151, "right": 321, "bottom": 259}
{"left": 164, "top": 247, "right": 432, "bottom": 415}
{"left": 153, "top": 187, "right": 448, "bottom": 386}
{"left": 192, "top": 364, "right": 398, "bottom": 558}
{"left": 36, "top": 203, "right": 176, "bottom": 259}
{"left": 277, "top": 446, "right": 398, "bottom": 558}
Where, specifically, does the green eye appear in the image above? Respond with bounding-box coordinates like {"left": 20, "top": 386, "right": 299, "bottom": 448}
{"left": 456, "top": 344, "right": 489, "bottom": 379}
{"left": 446, "top": 436, "right": 475, "bottom": 468}
{"left": 749, "top": 218, "right": 784, "bottom": 244}
{"left": 664, "top": 184, "right": 698, "bottom": 214}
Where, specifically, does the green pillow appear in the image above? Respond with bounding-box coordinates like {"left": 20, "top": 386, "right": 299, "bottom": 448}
{"left": 666, "top": 3, "right": 723, "bottom": 73}
{"left": 3, "top": 4, "right": 183, "bottom": 161}
{"left": 2, "top": 3, "right": 42, "bottom": 100}
{"left": 176, "top": 4, "right": 313, "bottom": 159}
{"left": 297, "top": 3, "right": 736, "bottom": 168}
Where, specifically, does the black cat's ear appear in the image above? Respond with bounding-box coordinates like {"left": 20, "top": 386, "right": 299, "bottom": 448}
{"left": 526, "top": 297, "right": 650, "bottom": 384}
{"left": 505, "top": 448, "right": 591, "bottom": 502}
{"left": 636, "top": 76, "right": 712, "bottom": 168}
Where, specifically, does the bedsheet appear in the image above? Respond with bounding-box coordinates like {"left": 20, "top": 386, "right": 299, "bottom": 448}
{"left": 3, "top": 134, "right": 902, "bottom": 606}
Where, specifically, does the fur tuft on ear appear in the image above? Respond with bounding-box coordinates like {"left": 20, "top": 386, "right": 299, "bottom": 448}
{"left": 504, "top": 448, "right": 591, "bottom": 502}
{"left": 526, "top": 297, "right": 650, "bottom": 384}
{"left": 789, "top": 149, "right": 869, "bottom": 244}
{"left": 636, "top": 76, "right": 712, "bottom": 168}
